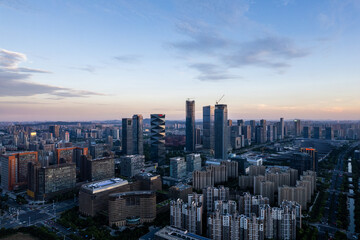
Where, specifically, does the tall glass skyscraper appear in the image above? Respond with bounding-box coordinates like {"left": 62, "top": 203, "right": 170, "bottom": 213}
{"left": 150, "top": 114, "right": 166, "bottom": 165}
{"left": 203, "top": 106, "right": 215, "bottom": 150}
{"left": 250, "top": 120, "right": 256, "bottom": 141}
{"left": 214, "top": 104, "right": 228, "bottom": 159}
{"left": 122, "top": 118, "right": 133, "bottom": 155}
{"left": 279, "top": 117, "right": 285, "bottom": 139}
{"left": 186, "top": 100, "right": 195, "bottom": 152}
{"left": 132, "top": 114, "right": 143, "bottom": 155}
{"left": 294, "top": 119, "right": 301, "bottom": 137}
{"left": 122, "top": 115, "right": 144, "bottom": 155}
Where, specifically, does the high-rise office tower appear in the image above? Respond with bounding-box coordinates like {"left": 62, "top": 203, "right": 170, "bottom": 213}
{"left": 195, "top": 128, "right": 201, "bottom": 145}
{"left": 272, "top": 125, "right": 278, "bottom": 141}
{"left": 186, "top": 153, "right": 202, "bottom": 172}
{"left": 49, "top": 125, "right": 60, "bottom": 138}
{"left": 301, "top": 148, "right": 318, "bottom": 172}
{"left": 122, "top": 115, "right": 143, "bottom": 155}
{"left": 325, "top": 127, "right": 334, "bottom": 140}
{"left": 203, "top": 106, "right": 215, "bottom": 150}
{"left": 242, "top": 125, "right": 251, "bottom": 140}
{"left": 237, "top": 119, "right": 244, "bottom": 127}
{"left": 291, "top": 153, "right": 312, "bottom": 175}
{"left": 150, "top": 114, "right": 166, "bottom": 165}
{"left": 215, "top": 104, "right": 228, "bottom": 159}
{"left": 303, "top": 126, "right": 310, "bottom": 138}
{"left": 294, "top": 119, "right": 301, "bottom": 137}
{"left": 250, "top": 120, "right": 256, "bottom": 141}
{"left": 255, "top": 126, "right": 264, "bottom": 144}
{"left": 260, "top": 119, "right": 267, "bottom": 142}
{"left": 267, "top": 125, "right": 273, "bottom": 142}
{"left": 313, "top": 126, "right": 321, "bottom": 139}
{"left": 186, "top": 100, "right": 196, "bottom": 152}
{"left": 122, "top": 118, "right": 133, "bottom": 155}
{"left": 169, "top": 157, "right": 186, "bottom": 179}
{"left": 279, "top": 117, "right": 285, "bottom": 139}
{"left": 132, "top": 114, "right": 144, "bottom": 155}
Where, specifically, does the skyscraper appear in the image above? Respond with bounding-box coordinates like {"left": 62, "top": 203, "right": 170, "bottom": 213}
{"left": 260, "top": 119, "right": 267, "bottom": 143}
{"left": 186, "top": 100, "right": 196, "bottom": 152}
{"left": 250, "top": 120, "right": 256, "bottom": 141}
{"left": 279, "top": 117, "right": 285, "bottom": 139}
{"left": 132, "top": 114, "right": 144, "bottom": 155}
{"left": 122, "top": 118, "right": 133, "bottom": 155}
{"left": 150, "top": 114, "right": 166, "bottom": 165}
{"left": 186, "top": 153, "right": 202, "bottom": 172}
{"left": 215, "top": 104, "right": 228, "bottom": 159}
{"left": 122, "top": 115, "right": 143, "bottom": 155}
{"left": 237, "top": 119, "right": 244, "bottom": 127}
{"left": 294, "top": 119, "right": 301, "bottom": 137}
{"left": 303, "top": 126, "right": 310, "bottom": 138}
{"left": 255, "top": 126, "right": 264, "bottom": 144}
{"left": 49, "top": 125, "right": 60, "bottom": 138}
{"left": 203, "top": 106, "right": 215, "bottom": 150}
{"left": 300, "top": 148, "right": 318, "bottom": 172}
{"left": 313, "top": 126, "right": 321, "bottom": 139}
{"left": 325, "top": 127, "right": 334, "bottom": 140}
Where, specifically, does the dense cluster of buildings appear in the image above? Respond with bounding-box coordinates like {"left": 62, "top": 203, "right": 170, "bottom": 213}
{"left": 170, "top": 190, "right": 302, "bottom": 240}
{"left": 1, "top": 98, "right": 359, "bottom": 240}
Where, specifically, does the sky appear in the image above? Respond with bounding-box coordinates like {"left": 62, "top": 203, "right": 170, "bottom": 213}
{"left": 0, "top": 0, "right": 359, "bottom": 121}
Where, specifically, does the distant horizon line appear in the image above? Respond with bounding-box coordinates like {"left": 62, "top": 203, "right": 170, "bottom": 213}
{"left": 0, "top": 118, "right": 360, "bottom": 123}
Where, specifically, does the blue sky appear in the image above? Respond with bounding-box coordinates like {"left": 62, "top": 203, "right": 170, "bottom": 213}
{"left": 0, "top": 0, "right": 359, "bottom": 121}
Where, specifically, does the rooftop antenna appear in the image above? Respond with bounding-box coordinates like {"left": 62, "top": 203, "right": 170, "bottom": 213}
{"left": 216, "top": 94, "right": 225, "bottom": 105}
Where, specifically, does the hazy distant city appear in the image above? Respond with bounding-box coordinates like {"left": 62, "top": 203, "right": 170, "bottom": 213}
{"left": 1, "top": 1, "right": 360, "bottom": 240}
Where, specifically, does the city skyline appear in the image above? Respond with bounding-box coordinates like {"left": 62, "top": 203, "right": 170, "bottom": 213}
{"left": 1, "top": 0, "right": 360, "bottom": 121}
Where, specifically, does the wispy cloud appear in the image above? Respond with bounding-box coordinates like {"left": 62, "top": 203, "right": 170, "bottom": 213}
{"left": 114, "top": 54, "right": 140, "bottom": 63}
{"left": 0, "top": 48, "right": 27, "bottom": 68}
{"left": 223, "top": 36, "right": 309, "bottom": 69}
{"left": 280, "top": 0, "right": 294, "bottom": 6}
{"left": 189, "top": 63, "right": 238, "bottom": 81}
{"left": 170, "top": 22, "right": 229, "bottom": 54}
{"left": 0, "top": 49, "right": 102, "bottom": 97}
{"left": 171, "top": 22, "right": 309, "bottom": 80}
{"left": 71, "top": 65, "right": 97, "bottom": 73}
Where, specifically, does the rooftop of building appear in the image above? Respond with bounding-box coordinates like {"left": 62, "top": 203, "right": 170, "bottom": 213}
{"left": 205, "top": 159, "right": 222, "bottom": 165}
{"left": 1, "top": 151, "right": 38, "bottom": 157}
{"left": 265, "top": 166, "right": 291, "bottom": 173}
{"left": 45, "top": 163, "right": 76, "bottom": 169}
{"left": 89, "top": 156, "right": 113, "bottom": 161}
{"left": 81, "top": 178, "right": 128, "bottom": 194}
{"left": 171, "top": 183, "right": 192, "bottom": 191}
{"left": 170, "top": 156, "right": 185, "bottom": 161}
{"left": 109, "top": 190, "right": 155, "bottom": 198}
{"left": 135, "top": 172, "right": 159, "bottom": 179}
{"left": 120, "top": 154, "right": 145, "bottom": 159}
{"left": 154, "top": 226, "right": 211, "bottom": 240}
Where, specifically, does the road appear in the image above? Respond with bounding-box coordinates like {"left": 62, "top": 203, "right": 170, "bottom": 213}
{"left": 316, "top": 141, "right": 360, "bottom": 239}
{"left": 0, "top": 198, "right": 77, "bottom": 231}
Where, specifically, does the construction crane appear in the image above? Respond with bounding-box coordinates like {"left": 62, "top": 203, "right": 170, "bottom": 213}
{"left": 216, "top": 94, "right": 225, "bottom": 105}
